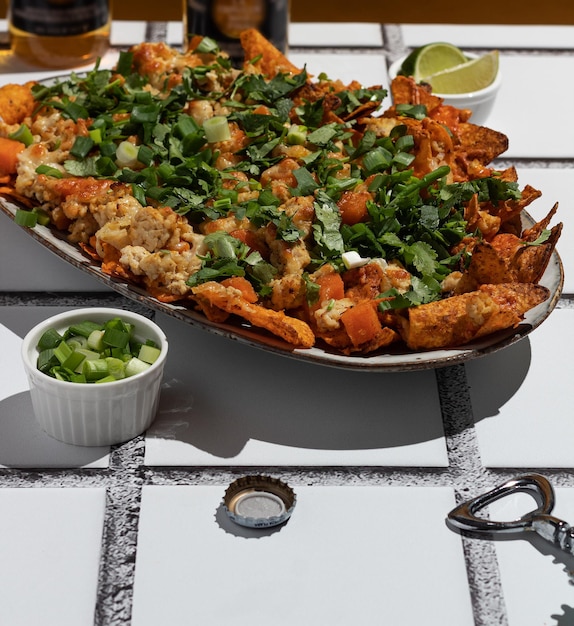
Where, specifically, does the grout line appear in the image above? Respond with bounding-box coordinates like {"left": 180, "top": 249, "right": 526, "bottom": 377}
{"left": 94, "top": 438, "right": 146, "bottom": 624}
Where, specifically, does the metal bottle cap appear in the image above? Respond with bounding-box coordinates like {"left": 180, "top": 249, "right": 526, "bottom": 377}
{"left": 223, "top": 475, "right": 296, "bottom": 528}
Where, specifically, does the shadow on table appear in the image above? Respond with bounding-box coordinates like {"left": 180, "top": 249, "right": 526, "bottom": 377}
{"left": 0, "top": 391, "right": 110, "bottom": 468}
{"left": 148, "top": 319, "right": 536, "bottom": 459}
{"left": 464, "top": 336, "right": 532, "bottom": 423}
{"left": 146, "top": 308, "right": 455, "bottom": 459}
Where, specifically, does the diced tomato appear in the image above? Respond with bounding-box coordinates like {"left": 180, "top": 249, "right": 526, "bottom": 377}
{"left": 230, "top": 228, "right": 269, "bottom": 259}
{"left": 337, "top": 190, "right": 371, "bottom": 225}
{"left": 341, "top": 301, "right": 381, "bottom": 347}
{"left": 0, "top": 137, "right": 25, "bottom": 176}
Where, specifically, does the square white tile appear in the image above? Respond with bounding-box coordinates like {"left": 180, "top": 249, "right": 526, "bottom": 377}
{"left": 0, "top": 487, "right": 106, "bottom": 626}
{"left": 145, "top": 312, "right": 448, "bottom": 467}
{"left": 0, "top": 308, "right": 110, "bottom": 468}
{"left": 401, "top": 24, "right": 574, "bottom": 50}
{"left": 466, "top": 308, "right": 574, "bottom": 468}
{"left": 488, "top": 485, "right": 574, "bottom": 626}
{"left": 110, "top": 20, "right": 147, "bottom": 46}
{"left": 288, "top": 51, "right": 390, "bottom": 91}
{"left": 486, "top": 55, "right": 574, "bottom": 158}
{"left": 132, "top": 484, "right": 474, "bottom": 626}
{"left": 515, "top": 166, "right": 574, "bottom": 295}
{"left": 289, "top": 22, "right": 383, "bottom": 47}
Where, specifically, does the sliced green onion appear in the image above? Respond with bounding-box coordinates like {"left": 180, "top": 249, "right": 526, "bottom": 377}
{"left": 115, "top": 141, "right": 139, "bottom": 168}
{"left": 212, "top": 197, "right": 232, "bottom": 210}
{"left": 61, "top": 350, "right": 86, "bottom": 372}
{"left": 131, "top": 103, "right": 160, "bottom": 124}
{"left": 203, "top": 116, "right": 231, "bottom": 143}
{"left": 14, "top": 209, "right": 38, "bottom": 227}
{"left": 35, "top": 164, "right": 63, "bottom": 178}
{"left": 36, "top": 317, "right": 161, "bottom": 383}
{"left": 54, "top": 340, "right": 73, "bottom": 364}
{"left": 116, "top": 50, "right": 134, "bottom": 77}
{"left": 65, "top": 335, "right": 88, "bottom": 350}
{"left": 138, "top": 344, "right": 161, "bottom": 364}
{"left": 195, "top": 36, "right": 219, "bottom": 54}
{"left": 124, "top": 357, "right": 151, "bottom": 377}
{"left": 37, "top": 328, "right": 63, "bottom": 351}
{"left": 9, "top": 124, "right": 34, "bottom": 147}
{"left": 102, "top": 326, "right": 130, "bottom": 349}
{"left": 70, "top": 373, "right": 87, "bottom": 383}
{"left": 70, "top": 135, "right": 94, "bottom": 159}
{"left": 395, "top": 134, "right": 414, "bottom": 151}
{"left": 82, "top": 358, "right": 110, "bottom": 381}
{"left": 87, "top": 329, "right": 105, "bottom": 351}
{"left": 68, "top": 320, "right": 102, "bottom": 338}
{"left": 286, "top": 124, "right": 307, "bottom": 145}
{"left": 362, "top": 147, "right": 392, "bottom": 174}
{"left": 37, "top": 348, "right": 57, "bottom": 373}
{"left": 137, "top": 144, "right": 154, "bottom": 166}
{"left": 393, "top": 151, "right": 416, "bottom": 168}
{"left": 96, "top": 156, "right": 117, "bottom": 176}
{"left": 95, "top": 375, "right": 118, "bottom": 384}
{"left": 105, "top": 357, "right": 127, "bottom": 380}
{"left": 89, "top": 128, "right": 103, "bottom": 144}
{"left": 32, "top": 208, "right": 51, "bottom": 226}
{"left": 73, "top": 348, "right": 101, "bottom": 372}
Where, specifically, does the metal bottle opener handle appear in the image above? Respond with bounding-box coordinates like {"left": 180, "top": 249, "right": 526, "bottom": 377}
{"left": 448, "top": 474, "right": 574, "bottom": 556}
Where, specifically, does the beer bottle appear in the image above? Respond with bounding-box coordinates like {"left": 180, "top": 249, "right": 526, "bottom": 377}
{"left": 9, "top": 0, "right": 111, "bottom": 69}
{"left": 183, "top": 0, "right": 289, "bottom": 65}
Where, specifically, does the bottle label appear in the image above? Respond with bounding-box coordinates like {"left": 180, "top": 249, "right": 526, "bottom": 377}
{"left": 186, "top": 0, "right": 288, "bottom": 62}
{"left": 10, "top": 0, "right": 109, "bottom": 37}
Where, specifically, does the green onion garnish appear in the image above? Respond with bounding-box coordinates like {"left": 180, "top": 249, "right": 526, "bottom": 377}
{"left": 14, "top": 209, "right": 38, "bottom": 227}
{"left": 203, "top": 116, "right": 231, "bottom": 143}
{"left": 35, "top": 317, "right": 161, "bottom": 384}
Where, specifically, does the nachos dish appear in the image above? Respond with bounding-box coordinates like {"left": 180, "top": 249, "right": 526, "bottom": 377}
{"left": 0, "top": 30, "right": 562, "bottom": 355}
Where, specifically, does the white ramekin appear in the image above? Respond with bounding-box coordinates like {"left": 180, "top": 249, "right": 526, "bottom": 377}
{"left": 21, "top": 307, "right": 168, "bottom": 447}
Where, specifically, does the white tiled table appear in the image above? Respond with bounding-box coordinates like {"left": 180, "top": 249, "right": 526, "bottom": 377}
{"left": 1, "top": 21, "right": 573, "bottom": 626}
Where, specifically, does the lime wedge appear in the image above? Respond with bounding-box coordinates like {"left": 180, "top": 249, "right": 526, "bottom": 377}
{"left": 399, "top": 42, "right": 468, "bottom": 82}
{"left": 423, "top": 51, "right": 499, "bottom": 94}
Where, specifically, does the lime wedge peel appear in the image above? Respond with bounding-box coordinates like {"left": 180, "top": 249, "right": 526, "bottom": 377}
{"left": 399, "top": 42, "right": 468, "bottom": 82}
{"left": 422, "top": 51, "right": 500, "bottom": 95}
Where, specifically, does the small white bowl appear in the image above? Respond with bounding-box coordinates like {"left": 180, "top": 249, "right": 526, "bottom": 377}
{"left": 388, "top": 53, "right": 502, "bottom": 126}
{"left": 21, "top": 307, "right": 168, "bottom": 447}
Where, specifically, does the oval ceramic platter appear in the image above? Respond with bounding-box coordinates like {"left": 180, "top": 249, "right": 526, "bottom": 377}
{"left": 0, "top": 195, "right": 564, "bottom": 372}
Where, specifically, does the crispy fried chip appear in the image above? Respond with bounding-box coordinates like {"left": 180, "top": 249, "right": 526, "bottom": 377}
{"left": 239, "top": 28, "right": 302, "bottom": 77}
{"left": 399, "top": 282, "right": 549, "bottom": 350}
{"left": 455, "top": 122, "right": 509, "bottom": 164}
{"left": 390, "top": 75, "right": 443, "bottom": 110}
{"left": 192, "top": 281, "right": 315, "bottom": 348}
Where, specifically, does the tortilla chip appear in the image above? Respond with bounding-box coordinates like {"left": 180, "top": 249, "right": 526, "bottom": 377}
{"left": 192, "top": 281, "right": 315, "bottom": 348}
{"left": 390, "top": 75, "right": 443, "bottom": 110}
{"left": 456, "top": 123, "right": 509, "bottom": 164}
{"left": 399, "top": 282, "right": 549, "bottom": 350}
{"left": 240, "top": 28, "right": 302, "bottom": 77}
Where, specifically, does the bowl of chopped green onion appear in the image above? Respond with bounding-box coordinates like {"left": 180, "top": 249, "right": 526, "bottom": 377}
{"left": 21, "top": 308, "right": 168, "bottom": 446}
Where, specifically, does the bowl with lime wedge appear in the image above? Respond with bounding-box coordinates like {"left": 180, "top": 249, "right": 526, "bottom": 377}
{"left": 21, "top": 308, "right": 168, "bottom": 446}
{"left": 388, "top": 42, "right": 501, "bottom": 125}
